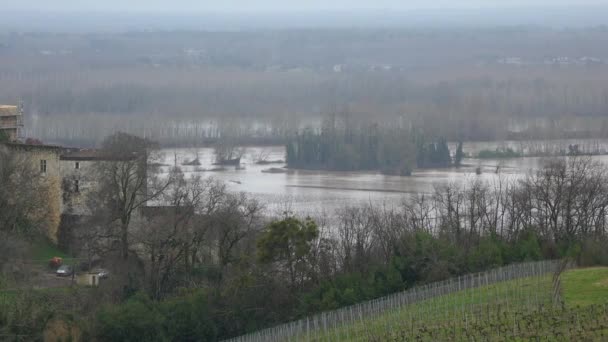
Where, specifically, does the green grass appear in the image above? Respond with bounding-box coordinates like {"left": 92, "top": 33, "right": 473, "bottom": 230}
{"left": 31, "top": 239, "right": 69, "bottom": 261}
{"left": 0, "top": 285, "right": 85, "bottom": 308}
{"left": 305, "top": 273, "right": 554, "bottom": 341}
{"left": 29, "top": 239, "right": 76, "bottom": 267}
{"left": 1, "top": 239, "right": 69, "bottom": 291}
{"left": 562, "top": 267, "right": 608, "bottom": 307}
{"left": 291, "top": 267, "right": 608, "bottom": 341}
{"left": 0, "top": 289, "right": 18, "bottom": 306}
{"left": 1, "top": 240, "right": 76, "bottom": 305}
{"left": 0, "top": 240, "right": 74, "bottom": 305}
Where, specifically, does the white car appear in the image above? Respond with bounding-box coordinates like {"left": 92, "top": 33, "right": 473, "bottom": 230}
{"left": 56, "top": 265, "right": 74, "bottom": 277}
{"left": 93, "top": 268, "right": 109, "bottom": 279}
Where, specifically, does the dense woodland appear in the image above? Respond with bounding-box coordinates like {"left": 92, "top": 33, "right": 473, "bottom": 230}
{"left": 1, "top": 28, "right": 608, "bottom": 145}
{"left": 2, "top": 133, "right": 608, "bottom": 340}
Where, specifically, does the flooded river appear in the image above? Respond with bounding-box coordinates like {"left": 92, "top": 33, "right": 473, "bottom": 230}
{"left": 159, "top": 144, "right": 608, "bottom": 216}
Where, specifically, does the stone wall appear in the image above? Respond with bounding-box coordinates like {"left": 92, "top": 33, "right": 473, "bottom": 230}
{"left": 60, "top": 159, "right": 96, "bottom": 216}
{"left": 7, "top": 144, "right": 63, "bottom": 242}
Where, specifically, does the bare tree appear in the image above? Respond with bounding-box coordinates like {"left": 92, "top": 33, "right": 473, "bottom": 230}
{"left": 214, "top": 121, "right": 245, "bottom": 164}
{"left": 336, "top": 206, "right": 376, "bottom": 273}
{"left": 133, "top": 167, "right": 206, "bottom": 299}
{"left": 90, "top": 132, "right": 171, "bottom": 260}
{"left": 183, "top": 178, "right": 228, "bottom": 271}
{"left": 433, "top": 182, "right": 465, "bottom": 242}
{"left": 212, "top": 193, "right": 264, "bottom": 270}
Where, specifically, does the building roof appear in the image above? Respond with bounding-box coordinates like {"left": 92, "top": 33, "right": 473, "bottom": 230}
{"left": 61, "top": 149, "right": 102, "bottom": 161}
{"left": 2, "top": 142, "right": 63, "bottom": 152}
{"left": 60, "top": 148, "right": 136, "bottom": 161}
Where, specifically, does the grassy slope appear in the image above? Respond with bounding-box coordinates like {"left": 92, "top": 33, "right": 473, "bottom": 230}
{"left": 303, "top": 267, "right": 607, "bottom": 341}
{"left": 562, "top": 267, "right": 608, "bottom": 307}
{"left": 1, "top": 239, "right": 72, "bottom": 304}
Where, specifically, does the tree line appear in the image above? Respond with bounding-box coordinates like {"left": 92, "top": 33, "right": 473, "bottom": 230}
{"left": 2, "top": 28, "right": 608, "bottom": 146}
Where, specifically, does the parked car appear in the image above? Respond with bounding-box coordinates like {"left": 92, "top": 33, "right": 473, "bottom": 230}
{"left": 56, "top": 265, "right": 74, "bottom": 277}
{"left": 96, "top": 268, "right": 109, "bottom": 279}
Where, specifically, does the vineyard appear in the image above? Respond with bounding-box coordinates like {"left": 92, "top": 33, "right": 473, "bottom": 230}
{"left": 373, "top": 304, "right": 608, "bottom": 341}
{"left": 226, "top": 261, "right": 608, "bottom": 342}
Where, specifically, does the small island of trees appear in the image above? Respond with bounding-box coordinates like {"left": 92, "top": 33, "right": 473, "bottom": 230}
{"left": 286, "top": 115, "right": 462, "bottom": 175}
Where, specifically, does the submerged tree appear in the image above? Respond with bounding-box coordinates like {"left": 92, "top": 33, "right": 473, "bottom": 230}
{"left": 214, "top": 138, "right": 244, "bottom": 164}
{"left": 416, "top": 135, "right": 452, "bottom": 168}
{"left": 214, "top": 120, "right": 245, "bottom": 164}
{"left": 377, "top": 130, "right": 416, "bottom": 176}
{"left": 287, "top": 117, "right": 453, "bottom": 173}
{"left": 454, "top": 141, "right": 464, "bottom": 166}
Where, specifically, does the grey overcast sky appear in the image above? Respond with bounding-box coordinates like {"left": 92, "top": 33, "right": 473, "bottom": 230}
{"left": 4, "top": 0, "right": 608, "bottom": 12}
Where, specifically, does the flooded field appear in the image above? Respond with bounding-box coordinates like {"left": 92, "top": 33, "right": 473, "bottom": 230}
{"left": 159, "top": 143, "right": 608, "bottom": 216}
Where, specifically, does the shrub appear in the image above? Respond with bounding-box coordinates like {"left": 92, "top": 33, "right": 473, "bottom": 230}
{"left": 96, "top": 293, "right": 166, "bottom": 342}
{"left": 577, "top": 237, "right": 608, "bottom": 266}
{"left": 161, "top": 291, "right": 217, "bottom": 342}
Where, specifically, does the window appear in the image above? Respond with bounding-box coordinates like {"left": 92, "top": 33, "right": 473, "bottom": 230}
{"left": 75, "top": 162, "right": 80, "bottom": 169}
{"left": 74, "top": 180, "right": 80, "bottom": 193}
{"left": 40, "top": 160, "right": 47, "bottom": 173}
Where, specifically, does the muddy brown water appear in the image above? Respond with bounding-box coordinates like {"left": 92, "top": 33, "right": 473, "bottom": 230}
{"left": 159, "top": 143, "right": 608, "bottom": 217}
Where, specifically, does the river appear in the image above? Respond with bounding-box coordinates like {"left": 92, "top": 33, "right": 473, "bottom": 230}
{"left": 159, "top": 143, "right": 608, "bottom": 216}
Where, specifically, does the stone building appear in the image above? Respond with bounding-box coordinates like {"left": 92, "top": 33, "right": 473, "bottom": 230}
{"left": 2, "top": 144, "right": 118, "bottom": 243}
{"left": 3, "top": 138, "right": 145, "bottom": 247}
{"left": 0, "top": 105, "right": 23, "bottom": 141}
{"left": 58, "top": 148, "right": 147, "bottom": 253}
{"left": 4, "top": 142, "right": 63, "bottom": 242}
{"left": 60, "top": 149, "right": 105, "bottom": 216}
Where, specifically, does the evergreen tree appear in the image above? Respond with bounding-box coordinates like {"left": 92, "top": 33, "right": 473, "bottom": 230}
{"left": 455, "top": 141, "right": 464, "bottom": 166}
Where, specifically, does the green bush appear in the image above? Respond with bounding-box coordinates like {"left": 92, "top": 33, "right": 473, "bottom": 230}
{"left": 468, "top": 235, "right": 505, "bottom": 271}
{"left": 161, "top": 292, "right": 217, "bottom": 342}
{"left": 96, "top": 291, "right": 218, "bottom": 342}
{"left": 0, "top": 291, "right": 56, "bottom": 339}
{"left": 510, "top": 229, "right": 543, "bottom": 262}
{"left": 96, "top": 293, "right": 166, "bottom": 342}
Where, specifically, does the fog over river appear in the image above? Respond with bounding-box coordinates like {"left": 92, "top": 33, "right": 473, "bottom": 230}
{"left": 159, "top": 143, "right": 608, "bottom": 217}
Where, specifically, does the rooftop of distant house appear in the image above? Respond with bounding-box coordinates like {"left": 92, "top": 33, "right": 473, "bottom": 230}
{"left": 61, "top": 149, "right": 106, "bottom": 161}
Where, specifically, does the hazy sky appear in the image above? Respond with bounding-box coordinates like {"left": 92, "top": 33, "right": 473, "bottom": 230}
{"left": 4, "top": 0, "right": 608, "bottom": 12}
